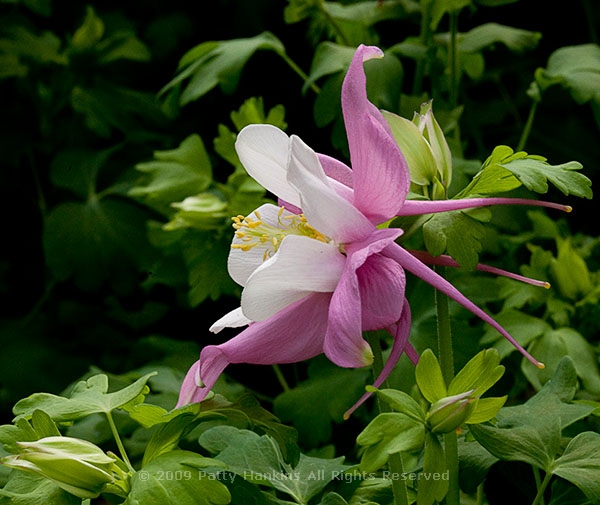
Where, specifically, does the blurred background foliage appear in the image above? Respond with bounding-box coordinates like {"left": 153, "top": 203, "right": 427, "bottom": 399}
{"left": 0, "top": 0, "right": 598, "bottom": 442}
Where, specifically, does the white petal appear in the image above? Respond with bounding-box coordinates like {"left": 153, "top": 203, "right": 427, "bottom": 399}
{"left": 228, "top": 203, "right": 286, "bottom": 286}
{"left": 235, "top": 125, "right": 301, "bottom": 207}
{"left": 287, "top": 135, "right": 374, "bottom": 243}
{"left": 241, "top": 234, "right": 344, "bottom": 321}
{"left": 210, "top": 307, "right": 251, "bottom": 333}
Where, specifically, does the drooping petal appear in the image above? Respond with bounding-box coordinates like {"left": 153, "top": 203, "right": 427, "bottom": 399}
{"left": 176, "top": 361, "right": 205, "bottom": 407}
{"left": 324, "top": 228, "right": 403, "bottom": 368}
{"left": 190, "top": 293, "right": 332, "bottom": 403}
{"left": 399, "top": 197, "right": 572, "bottom": 216}
{"left": 287, "top": 135, "right": 374, "bottom": 243}
{"left": 210, "top": 307, "right": 251, "bottom": 333}
{"left": 342, "top": 45, "right": 410, "bottom": 222}
{"left": 241, "top": 235, "right": 344, "bottom": 322}
{"left": 385, "top": 243, "right": 544, "bottom": 368}
{"left": 344, "top": 299, "right": 412, "bottom": 419}
{"left": 235, "top": 124, "right": 300, "bottom": 208}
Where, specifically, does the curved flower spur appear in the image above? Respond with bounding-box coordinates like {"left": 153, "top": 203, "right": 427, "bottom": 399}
{"left": 177, "top": 44, "right": 571, "bottom": 416}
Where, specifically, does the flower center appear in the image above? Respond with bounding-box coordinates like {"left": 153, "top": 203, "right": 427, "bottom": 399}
{"left": 231, "top": 207, "right": 331, "bottom": 261}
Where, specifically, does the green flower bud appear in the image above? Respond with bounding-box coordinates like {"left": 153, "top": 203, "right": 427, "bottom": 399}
{"left": 413, "top": 100, "right": 453, "bottom": 191}
{"left": 164, "top": 193, "right": 229, "bottom": 231}
{"left": 1, "top": 436, "right": 120, "bottom": 499}
{"left": 426, "top": 390, "right": 477, "bottom": 434}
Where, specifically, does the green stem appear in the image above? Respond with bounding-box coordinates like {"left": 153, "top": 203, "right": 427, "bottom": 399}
{"left": 433, "top": 266, "right": 459, "bottom": 505}
{"left": 448, "top": 10, "right": 460, "bottom": 110}
{"left": 366, "top": 333, "right": 409, "bottom": 505}
{"left": 280, "top": 53, "right": 321, "bottom": 95}
{"left": 413, "top": 0, "right": 433, "bottom": 96}
{"left": 531, "top": 471, "right": 552, "bottom": 505}
{"left": 272, "top": 364, "right": 291, "bottom": 392}
{"left": 532, "top": 467, "right": 546, "bottom": 505}
{"left": 106, "top": 411, "right": 135, "bottom": 473}
{"left": 516, "top": 99, "right": 538, "bottom": 151}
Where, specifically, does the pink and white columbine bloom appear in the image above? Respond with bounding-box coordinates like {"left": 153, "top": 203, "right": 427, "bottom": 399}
{"left": 177, "top": 44, "right": 570, "bottom": 414}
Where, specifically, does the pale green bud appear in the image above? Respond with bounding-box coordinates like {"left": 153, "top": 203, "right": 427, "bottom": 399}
{"left": 413, "top": 101, "right": 453, "bottom": 190}
{"left": 426, "top": 390, "right": 476, "bottom": 434}
{"left": 164, "top": 193, "right": 229, "bottom": 231}
{"left": 1, "top": 436, "right": 119, "bottom": 499}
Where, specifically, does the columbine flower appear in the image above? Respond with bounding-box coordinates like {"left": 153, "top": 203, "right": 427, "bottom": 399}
{"left": 177, "top": 44, "right": 570, "bottom": 413}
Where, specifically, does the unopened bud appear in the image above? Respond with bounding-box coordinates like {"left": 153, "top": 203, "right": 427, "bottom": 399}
{"left": 1, "top": 436, "right": 120, "bottom": 499}
{"left": 426, "top": 390, "right": 476, "bottom": 434}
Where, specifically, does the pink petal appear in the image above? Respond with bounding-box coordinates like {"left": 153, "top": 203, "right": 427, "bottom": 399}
{"left": 190, "top": 293, "right": 332, "bottom": 403}
{"left": 344, "top": 299, "right": 412, "bottom": 419}
{"left": 176, "top": 361, "right": 205, "bottom": 407}
{"left": 409, "top": 250, "right": 550, "bottom": 288}
{"left": 399, "top": 197, "right": 572, "bottom": 216}
{"left": 287, "top": 135, "right": 374, "bottom": 243}
{"left": 385, "top": 243, "right": 544, "bottom": 368}
{"left": 357, "top": 253, "right": 406, "bottom": 330}
{"left": 324, "top": 228, "right": 403, "bottom": 368}
{"left": 342, "top": 45, "right": 410, "bottom": 222}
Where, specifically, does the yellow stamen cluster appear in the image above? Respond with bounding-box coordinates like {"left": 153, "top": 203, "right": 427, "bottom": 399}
{"left": 231, "top": 207, "right": 330, "bottom": 261}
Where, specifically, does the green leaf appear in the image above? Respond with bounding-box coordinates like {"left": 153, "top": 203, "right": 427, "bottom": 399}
{"left": 480, "top": 309, "right": 550, "bottom": 359}
{"left": 70, "top": 84, "right": 168, "bottom": 138}
{"left": 501, "top": 158, "right": 592, "bottom": 199}
{"left": 0, "top": 26, "right": 66, "bottom": 65}
{"left": 417, "top": 432, "right": 449, "bottom": 505}
{"left": 199, "top": 426, "right": 347, "bottom": 504}
{"left": 274, "top": 357, "right": 371, "bottom": 447}
{"left": 70, "top": 6, "right": 104, "bottom": 51}
{"left": 12, "top": 372, "right": 157, "bottom": 422}
{"left": 459, "top": 23, "right": 541, "bottom": 53}
{"left": 522, "top": 328, "right": 600, "bottom": 395}
{"left": 162, "top": 32, "right": 285, "bottom": 104}
{"left": 369, "top": 388, "right": 426, "bottom": 422}
{"left": 552, "top": 432, "right": 600, "bottom": 503}
{"left": 43, "top": 198, "right": 152, "bottom": 291}
{"left": 304, "top": 42, "right": 356, "bottom": 93}
{"left": 96, "top": 31, "right": 152, "bottom": 64}
{"left": 125, "top": 451, "right": 230, "bottom": 505}
{"left": 357, "top": 413, "right": 425, "bottom": 474}
{"left": 466, "top": 396, "right": 507, "bottom": 424}
{"left": 130, "top": 134, "right": 213, "bottom": 210}
{"left": 535, "top": 44, "right": 600, "bottom": 104}
{"left": 0, "top": 472, "right": 80, "bottom": 505}
{"left": 422, "top": 207, "right": 490, "bottom": 270}
{"left": 448, "top": 349, "right": 504, "bottom": 397}
{"left": 214, "top": 97, "right": 288, "bottom": 168}
{"left": 470, "top": 357, "right": 595, "bottom": 470}
{"left": 415, "top": 349, "right": 447, "bottom": 403}
{"left": 457, "top": 438, "right": 498, "bottom": 494}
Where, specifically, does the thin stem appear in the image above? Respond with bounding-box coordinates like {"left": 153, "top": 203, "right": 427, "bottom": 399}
{"left": 517, "top": 99, "right": 538, "bottom": 151}
{"left": 532, "top": 467, "right": 546, "bottom": 505}
{"left": 448, "top": 10, "right": 460, "bottom": 110}
{"left": 531, "top": 471, "right": 552, "bottom": 505}
{"left": 106, "top": 411, "right": 135, "bottom": 473}
{"left": 272, "top": 364, "right": 291, "bottom": 392}
{"left": 280, "top": 53, "right": 321, "bottom": 95}
{"left": 366, "top": 333, "right": 410, "bottom": 505}
{"left": 433, "top": 266, "right": 459, "bottom": 505}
